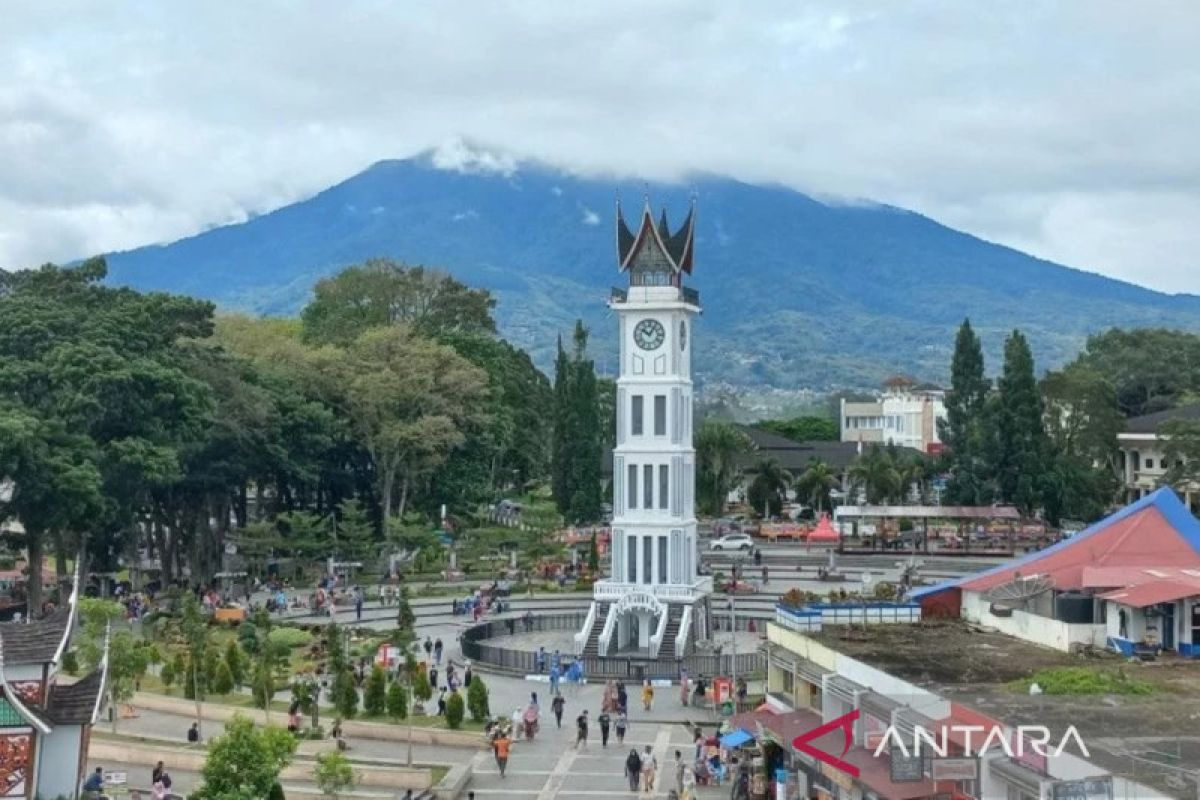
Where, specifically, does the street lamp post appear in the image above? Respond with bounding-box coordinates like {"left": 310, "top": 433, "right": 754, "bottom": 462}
{"left": 728, "top": 595, "right": 737, "bottom": 714}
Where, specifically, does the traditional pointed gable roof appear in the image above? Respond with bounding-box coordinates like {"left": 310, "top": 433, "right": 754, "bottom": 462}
{"left": 0, "top": 608, "right": 71, "bottom": 665}
{"left": 0, "top": 631, "right": 52, "bottom": 734}
{"left": 49, "top": 563, "right": 81, "bottom": 676}
{"left": 615, "top": 198, "right": 695, "bottom": 274}
{"left": 911, "top": 488, "right": 1200, "bottom": 599}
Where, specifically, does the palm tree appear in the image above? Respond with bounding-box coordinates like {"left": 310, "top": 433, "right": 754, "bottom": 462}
{"left": 694, "top": 420, "right": 753, "bottom": 516}
{"left": 900, "top": 454, "right": 929, "bottom": 504}
{"left": 795, "top": 458, "right": 839, "bottom": 513}
{"left": 748, "top": 456, "right": 793, "bottom": 519}
{"left": 849, "top": 446, "right": 902, "bottom": 504}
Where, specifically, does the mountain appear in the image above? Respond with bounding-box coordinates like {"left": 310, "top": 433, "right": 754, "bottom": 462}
{"left": 103, "top": 155, "right": 1200, "bottom": 390}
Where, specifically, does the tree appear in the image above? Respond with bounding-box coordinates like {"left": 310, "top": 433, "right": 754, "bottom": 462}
{"left": 849, "top": 446, "right": 903, "bottom": 505}
{"left": 224, "top": 639, "right": 246, "bottom": 687}
{"left": 301, "top": 259, "right": 496, "bottom": 346}
{"left": 940, "top": 318, "right": 992, "bottom": 505}
{"left": 445, "top": 690, "right": 465, "bottom": 729}
{"left": 747, "top": 457, "right": 792, "bottom": 519}
{"left": 550, "top": 323, "right": 604, "bottom": 523}
{"left": 364, "top": 666, "right": 387, "bottom": 716}
{"left": 386, "top": 678, "right": 408, "bottom": 720}
{"left": 1071, "top": 328, "right": 1200, "bottom": 417}
{"left": 340, "top": 325, "right": 489, "bottom": 520}
{"left": 314, "top": 750, "right": 356, "bottom": 799}
{"left": 467, "top": 674, "right": 490, "bottom": 722}
{"left": 587, "top": 529, "right": 599, "bottom": 574}
{"left": 758, "top": 416, "right": 838, "bottom": 442}
{"left": 695, "top": 420, "right": 753, "bottom": 516}
{"left": 212, "top": 661, "right": 235, "bottom": 695}
{"left": 411, "top": 667, "right": 433, "bottom": 711}
{"left": 1040, "top": 364, "right": 1122, "bottom": 467}
{"left": 795, "top": 459, "right": 838, "bottom": 513}
{"left": 1160, "top": 419, "right": 1200, "bottom": 490}
{"left": 77, "top": 598, "right": 151, "bottom": 733}
{"left": 180, "top": 594, "right": 211, "bottom": 737}
{"left": 191, "top": 715, "right": 297, "bottom": 800}
{"left": 334, "top": 497, "right": 375, "bottom": 564}
{"left": 991, "top": 330, "right": 1050, "bottom": 514}
{"left": 334, "top": 668, "right": 359, "bottom": 718}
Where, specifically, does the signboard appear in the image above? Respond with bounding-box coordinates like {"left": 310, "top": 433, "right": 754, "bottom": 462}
{"left": 931, "top": 758, "right": 979, "bottom": 781}
{"left": 1011, "top": 732, "right": 1049, "bottom": 775}
{"left": 863, "top": 713, "right": 888, "bottom": 749}
{"left": 713, "top": 676, "right": 733, "bottom": 704}
{"left": 1051, "top": 777, "right": 1114, "bottom": 800}
{"left": 889, "top": 746, "right": 926, "bottom": 782}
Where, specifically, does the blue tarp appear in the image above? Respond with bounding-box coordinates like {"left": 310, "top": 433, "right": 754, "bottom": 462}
{"left": 719, "top": 729, "right": 753, "bottom": 748}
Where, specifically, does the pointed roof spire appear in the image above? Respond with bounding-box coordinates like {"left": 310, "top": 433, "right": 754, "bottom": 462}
{"left": 0, "top": 631, "right": 52, "bottom": 733}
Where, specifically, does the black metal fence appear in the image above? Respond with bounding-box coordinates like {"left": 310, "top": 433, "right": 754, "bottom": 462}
{"left": 461, "top": 613, "right": 765, "bottom": 680}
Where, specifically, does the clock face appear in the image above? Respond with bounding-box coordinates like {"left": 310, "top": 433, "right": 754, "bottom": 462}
{"left": 633, "top": 319, "right": 665, "bottom": 351}
{"left": 680, "top": 320, "right": 688, "bottom": 351}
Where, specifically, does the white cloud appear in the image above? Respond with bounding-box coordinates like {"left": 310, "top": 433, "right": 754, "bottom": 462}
{"left": 581, "top": 207, "right": 600, "bottom": 225}
{"left": 0, "top": 1, "right": 1196, "bottom": 291}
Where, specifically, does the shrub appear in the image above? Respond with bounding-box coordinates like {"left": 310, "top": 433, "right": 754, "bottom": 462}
{"left": 267, "top": 783, "right": 286, "bottom": 800}
{"left": 467, "top": 674, "right": 489, "bottom": 722}
{"left": 269, "top": 627, "right": 313, "bottom": 649}
{"left": 334, "top": 669, "right": 358, "bottom": 719}
{"left": 60, "top": 649, "right": 79, "bottom": 676}
{"left": 1016, "top": 667, "right": 1155, "bottom": 696}
{"left": 252, "top": 661, "right": 275, "bottom": 709}
{"left": 225, "top": 639, "right": 246, "bottom": 687}
{"left": 238, "top": 621, "right": 260, "bottom": 655}
{"left": 363, "top": 666, "right": 387, "bottom": 716}
{"left": 212, "top": 660, "right": 235, "bottom": 695}
{"left": 386, "top": 680, "right": 407, "bottom": 720}
{"left": 445, "top": 691, "right": 465, "bottom": 729}
{"left": 203, "top": 647, "right": 222, "bottom": 693}
{"left": 160, "top": 660, "right": 176, "bottom": 692}
{"left": 411, "top": 669, "right": 432, "bottom": 705}
{"left": 314, "top": 750, "right": 356, "bottom": 798}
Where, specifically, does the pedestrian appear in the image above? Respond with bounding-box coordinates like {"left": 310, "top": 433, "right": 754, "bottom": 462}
{"left": 530, "top": 691, "right": 539, "bottom": 708}
{"left": 692, "top": 730, "right": 704, "bottom": 763}
{"left": 549, "top": 664, "right": 560, "bottom": 695}
{"left": 355, "top": 591, "right": 363, "bottom": 621}
{"left": 83, "top": 767, "right": 105, "bottom": 798}
{"left": 493, "top": 730, "right": 512, "bottom": 778}
{"left": 598, "top": 708, "right": 611, "bottom": 747}
{"left": 673, "top": 749, "right": 686, "bottom": 795}
{"left": 624, "top": 748, "right": 643, "bottom": 791}
{"left": 615, "top": 709, "right": 628, "bottom": 745}
{"left": 187, "top": 722, "right": 200, "bottom": 743}
{"left": 536, "top": 646, "right": 547, "bottom": 673}
{"left": 506, "top": 617, "right": 515, "bottom": 635}
{"left": 511, "top": 707, "right": 524, "bottom": 741}
{"left": 437, "top": 688, "right": 447, "bottom": 716}
{"left": 678, "top": 669, "right": 689, "bottom": 706}
{"left": 641, "top": 679, "right": 654, "bottom": 711}
{"left": 575, "top": 709, "right": 589, "bottom": 748}
{"left": 641, "top": 745, "right": 658, "bottom": 793}
{"left": 465, "top": 665, "right": 473, "bottom": 687}
{"left": 761, "top": 565, "right": 768, "bottom": 585}
{"left": 423, "top": 637, "right": 433, "bottom": 660}
{"left": 551, "top": 693, "right": 565, "bottom": 728}
{"left": 617, "top": 682, "right": 628, "bottom": 713}
{"left": 429, "top": 666, "right": 439, "bottom": 690}
{"left": 434, "top": 638, "right": 444, "bottom": 665}
{"left": 151, "top": 761, "right": 164, "bottom": 785}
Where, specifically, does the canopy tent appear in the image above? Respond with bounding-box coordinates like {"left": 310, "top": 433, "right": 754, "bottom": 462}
{"left": 719, "top": 729, "right": 754, "bottom": 748}
{"left": 806, "top": 514, "right": 840, "bottom": 543}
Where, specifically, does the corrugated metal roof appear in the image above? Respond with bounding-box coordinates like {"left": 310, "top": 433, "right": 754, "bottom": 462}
{"left": 835, "top": 505, "right": 1021, "bottom": 520}
{"left": 1098, "top": 579, "right": 1200, "bottom": 608}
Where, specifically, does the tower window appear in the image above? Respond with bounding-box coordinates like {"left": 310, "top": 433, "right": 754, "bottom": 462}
{"left": 628, "top": 464, "right": 638, "bottom": 510}
{"left": 631, "top": 395, "right": 644, "bottom": 436}
{"left": 643, "top": 536, "right": 653, "bottom": 585}
{"left": 654, "top": 395, "right": 667, "bottom": 436}
{"left": 643, "top": 464, "right": 654, "bottom": 509}
{"left": 627, "top": 534, "right": 638, "bottom": 583}
{"left": 658, "top": 536, "right": 668, "bottom": 584}
{"left": 659, "top": 465, "right": 669, "bottom": 510}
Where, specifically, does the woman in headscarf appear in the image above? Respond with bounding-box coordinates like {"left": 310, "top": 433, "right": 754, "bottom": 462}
{"left": 624, "top": 748, "right": 643, "bottom": 791}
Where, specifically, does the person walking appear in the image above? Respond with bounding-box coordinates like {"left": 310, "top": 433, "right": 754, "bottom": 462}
{"left": 549, "top": 664, "right": 561, "bottom": 695}
{"left": 673, "top": 750, "right": 687, "bottom": 796}
{"left": 429, "top": 666, "right": 439, "bottom": 691}
{"left": 355, "top": 590, "right": 363, "bottom": 621}
{"left": 464, "top": 665, "right": 473, "bottom": 687}
{"left": 615, "top": 709, "right": 628, "bottom": 745}
{"left": 551, "top": 693, "right": 565, "bottom": 728}
{"left": 423, "top": 637, "right": 433, "bottom": 660}
{"left": 434, "top": 638, "right": 444, "bottom": 665}
{"left": 536, "top": 646, "right": 546, "bottom": 673}
{"left": 493, "top": 730, "right": 512, "bottom": 778}
{"left": 641, "top": 679, "right": 654, "bottom": 711}
{"left": 598, "top": 709, "right": 611, "bottom": 747}
{"left": 151, "top": 761, "right": 164, "bottom": 785}
{"left": 640, "top": 745, "right": 658, "bottom": 793}
{"left": 624, "top": 749, "right": 643, "bottom": 792}
{"left": 617, "top": 681, "right": 628, "bottom": 713}
{"left": 575, "top": 709, "right": 589, "bottom": 749}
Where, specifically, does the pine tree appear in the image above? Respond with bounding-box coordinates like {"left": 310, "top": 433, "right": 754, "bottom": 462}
{"left": 364, "top": 666, "right": 387, "bottom": 716}
{"left": 550, "top": 321, "right": 604, "bottom": 523}
{"left": 225, "top": 639, "right": 245, "bottom": 687}
{"left": 942, "top": 318, "right": 992, "bottom": 503}
{"left": 445, "top": 690, "right": 465, "bottom": 729}
{"left": 336, "top": 498, "right": 375, "bottom": 563}
{"left": 386, "top": 679, "right": 408, "bottom": 720}
{"left": 992, "top": 330, "right": 1049, "bottom": 513}
{"left": 334, "top": 668, "right": 359, "bottom": 719}
{"left": 551, "top": 335, "right": 571, "bottom": 515}
{"left": 466, "top": 674, "right": 489, "bottom": 722}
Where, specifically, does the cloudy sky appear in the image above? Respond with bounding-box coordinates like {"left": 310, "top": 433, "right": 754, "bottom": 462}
{"left": 3, "top": 1, "right": 1197, "bottom": 292}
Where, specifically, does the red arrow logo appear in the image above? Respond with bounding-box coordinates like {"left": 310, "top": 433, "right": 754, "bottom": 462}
{"left": 792, "top": 709, "right": 861, "bottom": 777}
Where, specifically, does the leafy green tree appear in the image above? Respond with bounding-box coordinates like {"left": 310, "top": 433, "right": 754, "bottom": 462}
{"left": 849, "top": 446, "right": 903, "bottom": 505}
{"left": 991, "top": 331, "right": 1050, "bottom": 513}
{"left": 386, "top": 678, "right": 408, "bottom": 720}
{"left": 160, "top": 659, "right": 177, "bottom": 693}
{"left": 747, "top": 457, "right": 792, "bottom": 518}
{"left": 445, "top": 690, "right": 465, "bottom": 729}
{"left": 411, "top": 666, "right": 433, "bottom": 710}
{"left": 225, "top": 639, "right": 246, "bottom": 687}
{"left": 795, "top": 459, "right": 838, "bottom": 513}
{"left": 314, "top": 750, "right": 357, "bottom": 799}
{"left": 78, "top": 598, "right": 152, "bottom": 733}
{"left": 335, "top": 497, "right": 375, "bottom": 564}
{"left": 191, "top": 714, "right": 297, "bottom": 800}
{"left": 695, "top": 420, "right": 753, "bottom": 516}
{"left": 1040, "top": 364, "right": 1122, "bottom": 467}
{"left": 1160, "top": 420, "right": 1200, "bottom": 491}
{"left": 180, "top": 593, "right": 211, "bottom": 736}
{"left": 334, "top": 668, "right": 359, "bottom": 718}
{"left": 212, "top": 660, "right": 235, "bottom": 695}
{"left": 467, "top": 674, "right": 490, "bottom": 722}
{"left": 758, "top": 416, "right": 838, "bottom": 442}
{"left": 301, "top": 259, "right": 496, "bottom": 346}
{"left": 1071, "top": 328, "right": 1200, "bottom": 417}
{"left": 364, "top": 666, "right": 388, "bottom": 716}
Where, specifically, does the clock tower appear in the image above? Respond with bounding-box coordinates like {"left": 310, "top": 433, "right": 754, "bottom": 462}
{"left": 575, "top": 199, "right": 713, "bottom": 660}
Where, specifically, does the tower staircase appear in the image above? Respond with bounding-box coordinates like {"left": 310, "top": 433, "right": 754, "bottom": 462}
{"left": 580, "top": 602, "right": 611, "bottom": 658}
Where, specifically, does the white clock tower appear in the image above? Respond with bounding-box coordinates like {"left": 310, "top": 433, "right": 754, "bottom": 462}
{"left": 575, "top": 199, "right": 713, "bottom": 660}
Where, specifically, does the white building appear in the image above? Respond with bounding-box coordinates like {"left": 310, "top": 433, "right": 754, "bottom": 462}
{"left": 1116, "top": 403, "right": 1200, "bottom": 509}
{"left": 576, "top": 201, "right": 712, "bottom": 660}
{"left": 840, "top": 376, "right": 946, "bottom": 455}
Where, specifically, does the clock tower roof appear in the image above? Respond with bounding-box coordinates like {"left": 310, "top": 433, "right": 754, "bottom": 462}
{"left": 616, "top": 198, "right": 695, "bottom": 275}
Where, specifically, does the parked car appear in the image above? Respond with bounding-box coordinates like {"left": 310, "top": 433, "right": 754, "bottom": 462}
{"left": 710, "top": 533, "right": 755, "bottom": 551}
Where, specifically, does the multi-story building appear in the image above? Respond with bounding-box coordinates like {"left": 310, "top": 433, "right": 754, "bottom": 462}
{"left": 577, "top": 200, "right": 712, "bottom": 660}
{"left": 1116, "top": 403, "right": 1200, "bottom": 509}
{"left": 840, "top": 376, "right": 946, "bottom": 455}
